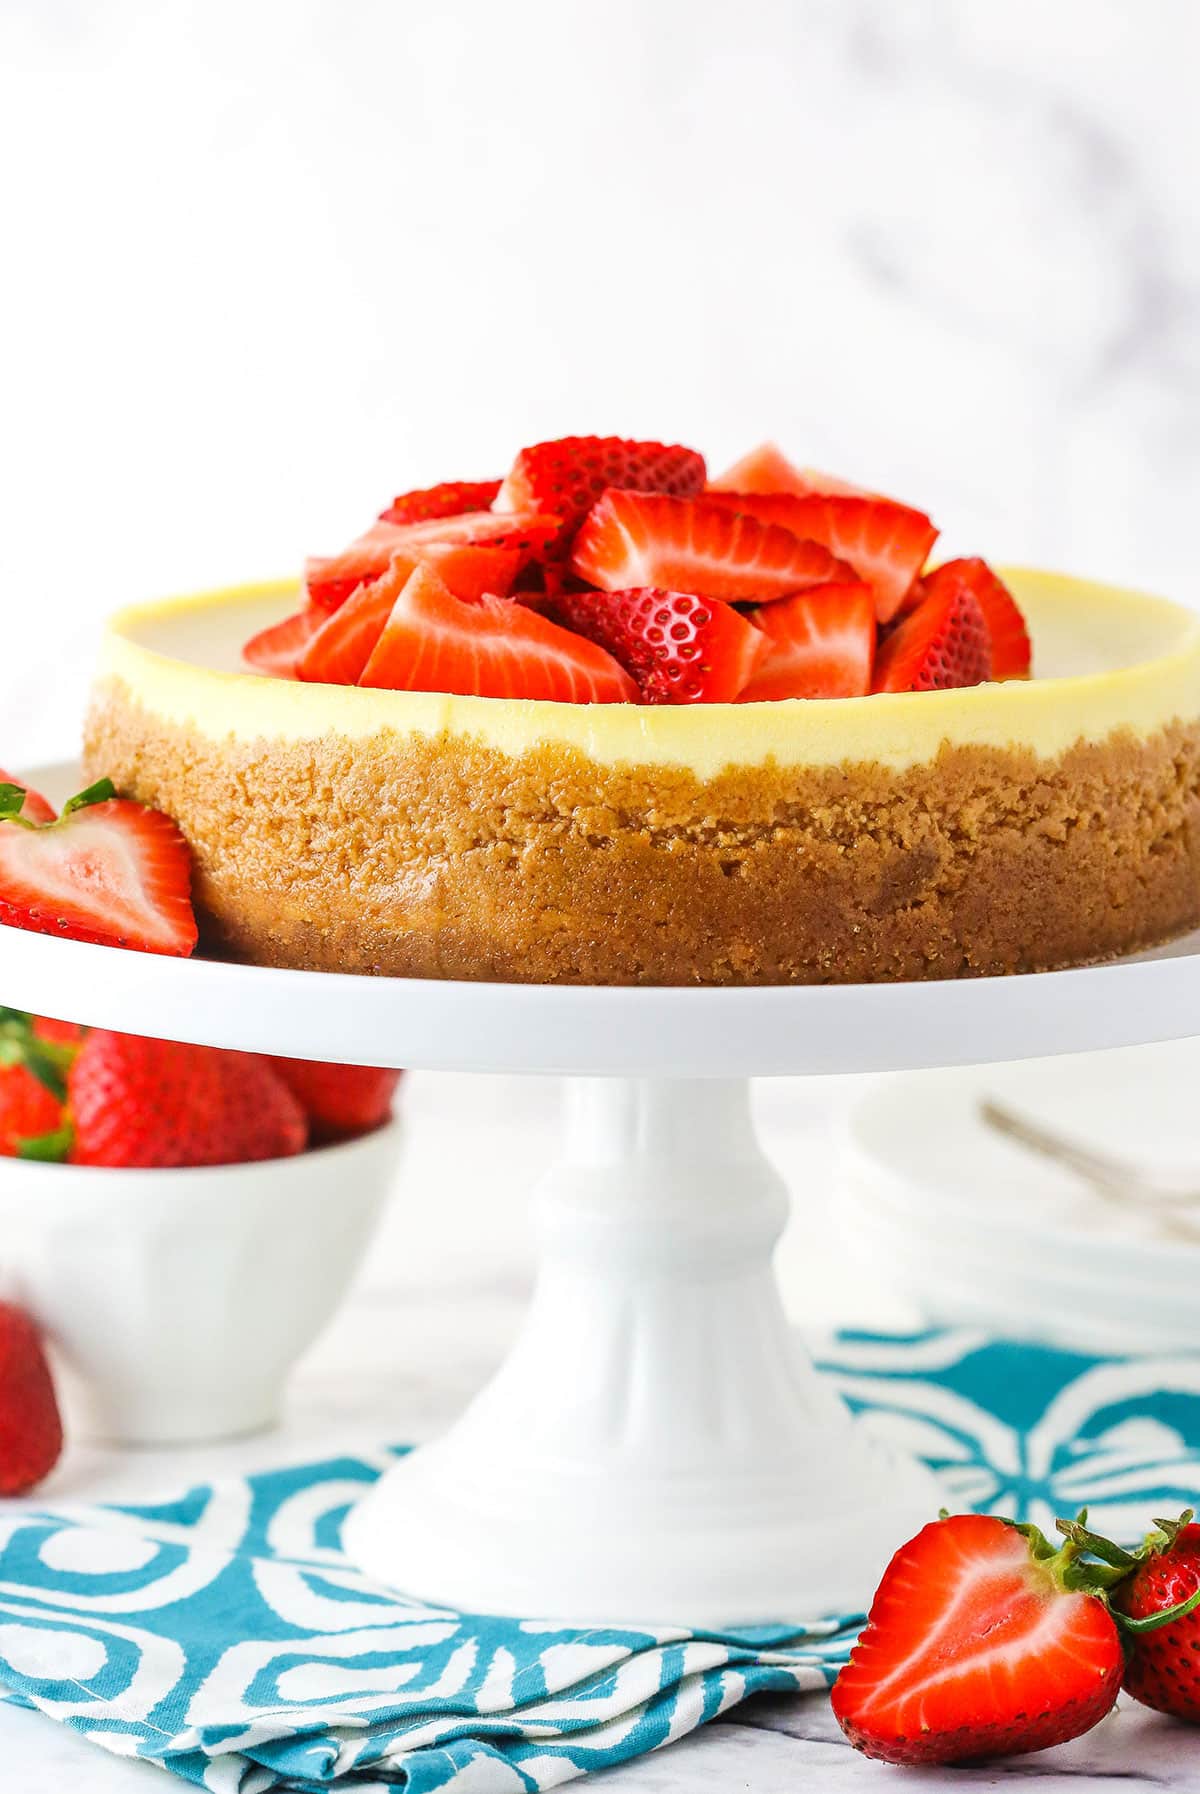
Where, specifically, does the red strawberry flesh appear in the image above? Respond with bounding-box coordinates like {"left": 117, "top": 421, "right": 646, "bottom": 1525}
{"left": 710, "top": 442, "right": 875, "bottom": 499}
{"left": 872, "top": 581, "right": 992, "bottom": 692}
{"left": 307, "top": 513, "right": 557, "bottom": 611}
{"left": 832, "top": 1514, "right": 1123, "bottom": 1766}
{"left": 243, "top": 606, "right": 323, "bottom": 679}
{"left": 706, "top": 491, "right": 937, "bottom": 621}
{"left": 739, "top": 580, "right": 876, "bottom": 701}
{"left": 553, "top": 587, "right": 767, "bottom": 704}
{"left": 495, "top": 436, "right": 706, "bottom": 551}
{"left": 380, "top": 479, "right": 500, "bottom": 525}
{"left": 0, "top": 770, "right": 55, "bottom": 825}
{"left": 923, "top": 557, "right": 1031, "bottom": 679}
{"left": 571, "top": 490, "right": 851, "bottom": 604}
{"left": 359, "top": 564, "right": 637, "bottom": 703}
{"left": 0, "top": 796, "right": 197, "bottom": 957}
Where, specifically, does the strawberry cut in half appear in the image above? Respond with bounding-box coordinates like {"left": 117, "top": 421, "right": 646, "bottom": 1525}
{"left": 553, "top": 587, "right": 767, "bottom": 704}
{"left": 831, "top": 1513, "right": 1125, "bottom": 1767}
{"left": 706, "top": 491, "right": 937, "bottom": 621}
{"left": 873, "top": 578, "right": 992, "bottom": 692}
{"left": 495, "top": 436, "right": 706, "bottom": 552}
{"left": 710, "top": 441, "right": 875, "bottom": 500}
{"left": 570, "top": 491, "right": 852, "bottom": 604}
{"left": 359, "top": 564, "right": 637, "bottom": 703}
{"left": 0, "top": 780, "right": 198, "bottom": 957}
{"left": 380, "top": 478, "right": 501, "bottom": 525}
{"left": 307, "top": 512, "right": 558, "bottom": 611}
{"left": 243, "top": 605, "right": 324, "bottom": 678}
{"left": 0, "top": 770, "right": 55, "bottom": 825}
{"left": 922, "top": 557, "right": 1031, "bottom": 679}
{"left": 738, "top": 580, "right": 876, "bottom": 701}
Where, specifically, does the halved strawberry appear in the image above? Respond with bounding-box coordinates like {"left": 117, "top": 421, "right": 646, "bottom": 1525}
{"left": 359, "top": 565, "right": 637, "bottom": 703}
{"left": 922, "top": 558, "right": 1031, "bottom": 679}
{"left": 306, "top": 513, "right": 557, "bottom": 611}
{"left": 873, "top": 580, "right": 992, "bottom": 692}
{"left": 739, "top": 581, "right": 875, "bottom": 701}
{"left": 553, "top": 588, "right": 766, "bottom": 704}
{"left": 0, "top": 771, "right": 55, "bottom": 825}
{"left": 380, "top": 479, "right": 500, "bottom": 525}
{"left": 0, "top": 781, "right": 197, "bottom": 957}
{"left": 494, "top": 436, "right": 706, "bottom": 552}
{"left": 570, "top": 491, "right": 851, "bottom": 604}
{"left": 243, "top": 605, "right": 323, "bottom": 679}
{"left": 832, "top": 1513, "right": 1124, "bottom": 1766}
{"left": 710, "top": 442, "right": 874, "bottom": 499}
{"left": 706, "top": 492, "right": 936, "bottom": 621}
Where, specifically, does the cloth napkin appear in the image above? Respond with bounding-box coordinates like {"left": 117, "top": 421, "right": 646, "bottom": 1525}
{"left": 0, "top": 1328, "right": 1197, "bottom": 1793}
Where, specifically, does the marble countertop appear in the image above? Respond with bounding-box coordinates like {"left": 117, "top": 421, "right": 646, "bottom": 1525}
{"left": 3, "top": 1069, "right": 1195, "bottom": 1790}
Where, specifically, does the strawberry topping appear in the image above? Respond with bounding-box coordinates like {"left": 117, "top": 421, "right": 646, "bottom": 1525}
{"left": 872, "top": 578, "right": 992, "bottom": 692}
{"left": 243, "top": 606, "right": 323, "bottom": 679}
{"left": 359, "top": 564, "right": 637, "bottom": 703}
{"left": 710, "top": 442, "right": 875, "bottom": 499}
{"left": 0, "top": 781, "right": 197, "bottom": 957}
{"left": 495, "top": 436, "right": 706, "bottom": 551}
{"left": 706, "top": 491, "right": 937, "bottom": 620}
{"left": 380, "top": 479, "right": 501, "bottom": 525}
{"left": 307, "top": 513, "right": 557, "bottom": 611}
{"left": 553, "top": 588, "right": 767, "bottom": 704}
{"left": 571, "top": 491, "right": 851, "bottom": 603}
{"left": 739, "top": 580, "right": 876, "bottom": 701}
{"left": 922, "top": 556, "right": 1031, "bottom": 679}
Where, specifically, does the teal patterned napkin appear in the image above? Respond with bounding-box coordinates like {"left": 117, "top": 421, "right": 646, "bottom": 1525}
{"left": 0, "top": 1329, "right": 1196, "bottom": 1791}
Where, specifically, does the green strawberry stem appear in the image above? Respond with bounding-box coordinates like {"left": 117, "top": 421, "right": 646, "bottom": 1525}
{"left": 0, "top": 784, "right": 31, "bottom": 823}
{"left": 0, "top": 1011, "right": 74, "bottom": 1102}
{"left": 61, "top": 778, "right": 115, "bottom": 816}
{"left": 16, "top": 1123, "right": 74, "bottom": 1163}
{"left": 1116, "top": 1583, "right": 1200, "bottom": 1636}
{"left": 1056, "top": 1515, "right": 1139, "bottom": 1571}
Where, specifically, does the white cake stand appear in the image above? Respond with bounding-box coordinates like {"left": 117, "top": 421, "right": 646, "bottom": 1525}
{"left": 4, "top": 769, "right": 1200, "bottom": 1623}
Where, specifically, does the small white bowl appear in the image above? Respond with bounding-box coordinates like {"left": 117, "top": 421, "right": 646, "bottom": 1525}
{"left": 0, "top": 1120, "right": 401, "bottom": 1444}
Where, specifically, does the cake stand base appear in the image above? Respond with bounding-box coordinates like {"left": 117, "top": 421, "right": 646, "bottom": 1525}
{"left": 342, "top": 1078, "right": 942, "bottom": 1625}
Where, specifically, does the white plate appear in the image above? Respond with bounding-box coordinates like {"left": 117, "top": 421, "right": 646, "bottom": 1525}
{"left": 840, "top": 1042, "right": 1200, "bottom": 1351}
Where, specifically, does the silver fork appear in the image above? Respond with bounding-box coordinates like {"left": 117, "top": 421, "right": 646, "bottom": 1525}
{"left": 979, "top": 1100, "right": 1200, "bottom": 1241}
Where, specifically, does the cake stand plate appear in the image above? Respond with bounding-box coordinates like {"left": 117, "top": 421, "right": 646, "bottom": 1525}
{"left": 5, "top": 765, "right": 1200, "bottom": 1624}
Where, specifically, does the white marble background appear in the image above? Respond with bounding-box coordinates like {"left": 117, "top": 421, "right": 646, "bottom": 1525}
{"left": 1, "top": 0, "right": 1198, "bottom": 758}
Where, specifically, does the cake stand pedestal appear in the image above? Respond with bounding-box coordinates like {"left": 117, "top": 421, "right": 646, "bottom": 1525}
{"left": 346, "top": 1075, "right": 935, "bottom": 1621}
{"left": 5, "top": 779, "right": 1200, "bottom": 1621}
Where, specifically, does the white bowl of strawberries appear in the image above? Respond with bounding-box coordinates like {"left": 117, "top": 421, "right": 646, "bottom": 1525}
{"left": 0, "top": 1011, "right": 402, "bottom": 1446}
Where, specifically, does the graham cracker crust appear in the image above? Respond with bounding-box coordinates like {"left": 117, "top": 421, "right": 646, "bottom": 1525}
{"left": 85, "top": 681, "right": 1200, "bottom": 985}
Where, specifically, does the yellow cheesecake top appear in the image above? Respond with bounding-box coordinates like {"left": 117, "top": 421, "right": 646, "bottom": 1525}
{"left": 93, "top": 569, "right": 1200, "bottom": 779}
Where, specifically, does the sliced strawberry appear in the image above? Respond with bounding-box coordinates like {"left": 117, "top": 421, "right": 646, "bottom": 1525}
{"left": 306, "top": 513, "right": 557, "bottom": 611}
{"left": 553, "top": 588, "right": 767, "bottom": 704}
{"left": 494, "top": 436, "right": 706, "bottom": 552}
{"left": 570, "top": 491, "right": 851, "bottom": 604}
{"left": 359, "top": 565, "right": 636, "bottom": 703}
{"left": 243, "top": 605, "right": 323, "bottom": 679}
{"left": 380, "top": 479, "right": 500, "bottom": 525}
{"left": 922, "top": 557, "right": 1031, "bottom": 679}
{"left": 300, "top": 556, "right": 418, "bottom": 686}
{"left": 300, "top": 545, "right": 524, "bottom": 686}
{"left": 710, "top": 442, "right": 874, "bottom": 499}
{"left": 0, "top": 771, "right": 55, "bottom": 825}
{"left": 706, "top": 492, "right": 936, "bottom": 621}
{"left": 739, "top": 581, "right": 876, "bottom": 701}
{"left": 832, "top": 1514, "right": 1124, "bottom": 1766}
{"left": 0, "top": 782, "right": 197, "bottom": 957}
{"left": 873, "top": 580, "right": 992, "bottom": 692}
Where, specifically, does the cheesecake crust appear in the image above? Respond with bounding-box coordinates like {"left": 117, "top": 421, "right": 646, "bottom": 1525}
{"left": 85, "top": 680, "right": 1200, "bottom": 985}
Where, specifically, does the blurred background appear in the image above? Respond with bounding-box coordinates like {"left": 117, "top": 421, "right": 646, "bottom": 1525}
{"left": 1, "top": 0, "right": 1197, "bottom": 762}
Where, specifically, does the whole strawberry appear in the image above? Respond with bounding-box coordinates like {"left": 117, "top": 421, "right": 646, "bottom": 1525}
{"left": 831, "top": 1513, "right": 1124, "bottom": 1765}
{"left": 1115, "top": 1513, "right": 1200, "bottom": 1721}
{"left": 0, "top": 1008, "right": 75, "bottom": 1158}
{"left": 69, "top": 1031, "right": 307, "bottom": 1167}
{"left": 269, "top": 1058, "right": 402, "bottom": 1142}
{"left": 0, "top": 1301, "right": 63, "bottom": 1494}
